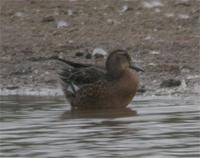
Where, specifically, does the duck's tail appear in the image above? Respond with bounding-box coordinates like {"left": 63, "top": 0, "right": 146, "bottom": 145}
{"left": 60, "top": 79, "right": 80, "bottom": 103}
{"left": 50, "top": 56, "right": 91, "bottom": 68}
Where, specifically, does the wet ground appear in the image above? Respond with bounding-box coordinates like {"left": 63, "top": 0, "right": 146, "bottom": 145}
{"left": 0, "top": 95, "right": 199, "bottom": 158}
{"left": 0, "top": 0, "right": 200, "bottom": 95}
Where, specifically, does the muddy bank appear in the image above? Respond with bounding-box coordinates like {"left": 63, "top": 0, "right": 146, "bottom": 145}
{"left": 0, "top": 0, "right": 199, "bottom": 96}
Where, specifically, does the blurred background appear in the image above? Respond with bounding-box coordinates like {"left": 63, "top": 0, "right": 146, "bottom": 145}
{"left": 0, "top": 0, "right": 199, "bottom": 95}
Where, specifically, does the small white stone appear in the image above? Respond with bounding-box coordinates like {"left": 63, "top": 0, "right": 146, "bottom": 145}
{"left": 144, "top": 35, "right": 153, "bottom": 40}
{"left": 107, "top": 19, "right": 113, "bottom": 24}
{"left": 58, "top": 52, "right": 64, "bottom": 59}
{"left": 54, "top": 8, "right": 59, "bottom": 16}
{"left": 107, "top": 19, "right": 120, "bottom": 25}
{"left": 57, "top": 20, "right": 69, "bottom": 28}
{"left": 120, "top": 5, "right": 129, "bottom": 12}
{"left": 155, "top": 8, "right": 161, "bottom": 13}
{"left": 34, "top": 70, "right": 39, "bottom": 74}
{"left": 67, "top": 9, "right": 73, "bottom": 16}
{"left": 153, "top": 80, "right": 157, "bottom": 83}
{"left": 149, "top": 50, "right": 160, "bottom": 55}
{"left": 186, "top": 75, "right": 200, "bottom": 80}
{"left": 179, "top": 80, "right": 187, "bottom": 90}
{"left": 181, "top": 68, "right": 190, "bottom": 73}
{"left": 135, "top": 11, "right": 141, "bottom": 15}
{"left": 92, "top": 48, "right": 108, "bottom": 58}
{"left": 15, "top": 12, "right": 25, "bottom": 17}
{"left": 68, "top": 40, "right": 74, "bottom": 43}
{"left": 143, "top": 0, "right": 163, "bottom": 9}
{"left": 107, "top": 18, "right": 113, "bottom": 22}
{"left": 148, "top": 62, "right": 157, "bottom": 66}
{"left": 178, "top": 14, "right": 189, "bottom": 19}
{"left": 153, "top": 28, "right": 158, "bottom": 32}
{"left": 165, "top": 13, "right": 174, "bottom": 18}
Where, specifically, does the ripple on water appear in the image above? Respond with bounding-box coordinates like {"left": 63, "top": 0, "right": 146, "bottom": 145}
{"left": 0, "top": 95, "right": 199, "bottom": 158}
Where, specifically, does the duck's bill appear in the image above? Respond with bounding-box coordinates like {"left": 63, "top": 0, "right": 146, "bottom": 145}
{"left": 130, "top": 65, "right": 144, "bottom": 72}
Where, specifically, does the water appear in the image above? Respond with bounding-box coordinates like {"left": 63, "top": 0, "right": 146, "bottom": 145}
{"left": 0, "top": 95, "right": 199, "bottom": 158}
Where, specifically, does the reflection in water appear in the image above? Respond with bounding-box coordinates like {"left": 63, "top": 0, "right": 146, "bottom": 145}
{"left": 0, "top": 95, "right": 200, "bottom": 158}
{"left": 61, "top": 107, "right": 137, "bottom": 119}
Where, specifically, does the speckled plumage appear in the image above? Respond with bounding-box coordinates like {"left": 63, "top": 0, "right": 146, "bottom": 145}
{"left": 59, "top": 50, "right": 142, "bottom": 110}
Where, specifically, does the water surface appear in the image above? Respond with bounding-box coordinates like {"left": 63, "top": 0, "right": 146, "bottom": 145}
{"left": 0, "top": 95, "right": 199, "bottom": 158}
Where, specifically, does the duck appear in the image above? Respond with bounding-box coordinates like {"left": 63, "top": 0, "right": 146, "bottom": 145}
{"left": 58, "top": 49, "right": 144, "bottom": 110}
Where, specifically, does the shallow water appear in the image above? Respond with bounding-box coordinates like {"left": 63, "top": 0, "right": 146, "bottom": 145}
{"left": 0, "top": 95, "right": 199, "bottom": 158}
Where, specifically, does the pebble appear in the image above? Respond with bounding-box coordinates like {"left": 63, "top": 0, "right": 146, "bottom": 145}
{"left": 41, "top": 16, "right": 54, "bottom": 22}
{"left": 144, "top": 35, "right": 153, "bottom": 40}
{"left": 6, "top": 86, "right": 19, "bottom": 90}
{"left": 67, "top": 9, "right": 73, "bottom": 16}
{"left": 160, "top": 79, "right": 181, "bottom": 88}
{"left": 165, "top": 13, "right": 174, "bottom": 18}
{"left": 143, "top": 0, "right": 163, "bottom": 9}
{"left": 154, "top": 8, "right": 161, "bottom": 13}
{"left": 92, "top": 48, "right": 108, "bottom": 59}
{"left": 14, "top": 12, "right": 25, "bottom": 17}
{"left": 149, "top": 50, "right": 160, "bottom": 55}
{"left": 85, "top": 53, "right": 92, "bottom": 59}
{"left": 120, "top": 5, "right": 129, "bottom": 12}
{"left": 137, "top": 85, "right": 147, "bottom": 93}
{"left": 75, "top": 52, "right": 84, "bottom": 57}
{"left": 177, "top": 14, "right": 189, "bottom": 19}
{"left": 57, "top": 20, "right": 69, "bottom": 28}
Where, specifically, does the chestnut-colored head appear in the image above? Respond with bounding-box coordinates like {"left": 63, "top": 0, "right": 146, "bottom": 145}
{"left": 106, "top": 50, "right": 144, "bottom": 78}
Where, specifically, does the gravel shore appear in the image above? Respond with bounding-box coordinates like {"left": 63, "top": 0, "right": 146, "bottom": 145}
{"left": 0, "top": 0, "right": 199, "bottom": 96}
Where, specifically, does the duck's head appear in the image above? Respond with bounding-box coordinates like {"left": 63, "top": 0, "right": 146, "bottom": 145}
{"left": 106, "top": 50, "right": 144, "bottom": 78}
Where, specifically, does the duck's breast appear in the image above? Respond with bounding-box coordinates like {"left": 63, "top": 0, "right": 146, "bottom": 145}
{"left": 111, "top": 70, "right": 139, "bottom": 107}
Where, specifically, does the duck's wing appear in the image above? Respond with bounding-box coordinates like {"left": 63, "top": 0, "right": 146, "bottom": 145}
{"left": 59, "top": 66, "right": 106, "bottom": 104}
{"left": 53, "top": 57, "right": 107, "bottom": 102}
{"left": 59, "top": 66, "right": 106, "bottom": 86}
{"left": 52, "top": 56, "right": 106, "bottom": 85}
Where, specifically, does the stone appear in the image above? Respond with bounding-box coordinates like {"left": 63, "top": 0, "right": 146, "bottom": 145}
{"left": 92, "top": 48, "right": 108, "bottom": 59}
{"left": 120, "top": 5, "right": 129, "bottom": 12}
{"left": 57, "top": 20, "right": 69, "bottom": 28}
{"left": 85, "top": 53, "right": 92, "bottom": 59}
{"left": 137, "top": 85, "right": 146, "bottom": 93}
{"left": 160, "top": 79, "right": 181, "bottom": 88}
{"left": 6, "top": 86, "right": 19, "bottom": 90}
{"left": 41, "top": 16, "right": 54, "bottom": 22}
{"left": 75, "top": 52, "right": 84, "bottom": 57}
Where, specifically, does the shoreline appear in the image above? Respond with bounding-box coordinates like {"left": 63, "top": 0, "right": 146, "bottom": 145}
{"left": 0, "top": 85, "right": 199, "bottom": 97}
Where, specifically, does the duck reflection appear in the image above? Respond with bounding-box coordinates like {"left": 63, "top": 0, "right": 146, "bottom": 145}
{"left": 61, "top": 107, "right": 137, "bottom": 119}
